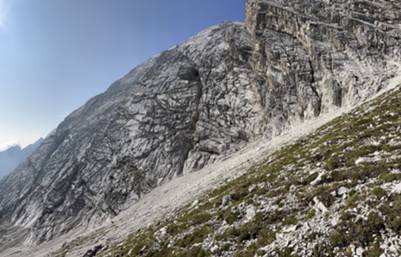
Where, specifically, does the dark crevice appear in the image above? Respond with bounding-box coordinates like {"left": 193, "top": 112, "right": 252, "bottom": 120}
{"left": 177, "top": 65, "right": 204, "bottom": 176}
{"left": 308, "top": 60, "right": 322, "bottom": 116}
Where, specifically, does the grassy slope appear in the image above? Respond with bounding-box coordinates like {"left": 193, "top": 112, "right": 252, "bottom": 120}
{"left": 98, "top": 86, "right": 401, "bottom": 257}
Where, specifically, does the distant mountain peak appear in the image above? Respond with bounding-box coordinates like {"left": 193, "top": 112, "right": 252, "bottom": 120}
{"left": 0, "top": 138, "right": 43, "bottom": 178}
{"left": 0, "top": 142, "right": 20, "bottom": 152}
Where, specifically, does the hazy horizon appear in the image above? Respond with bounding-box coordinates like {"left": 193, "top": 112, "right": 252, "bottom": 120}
{"left": 0, "top": 0, "right": 244, "bottom": 149}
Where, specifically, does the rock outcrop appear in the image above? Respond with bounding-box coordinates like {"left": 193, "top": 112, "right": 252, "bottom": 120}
{"left": 0, "top": 0, "right": 400, "bottom": 248}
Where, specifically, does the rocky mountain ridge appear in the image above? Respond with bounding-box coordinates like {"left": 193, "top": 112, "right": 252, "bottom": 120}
{"left": 0, "top": 0, "right": 400, "bottom": 254}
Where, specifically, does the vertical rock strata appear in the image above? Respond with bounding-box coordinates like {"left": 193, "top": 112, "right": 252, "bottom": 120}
{"left": 246, "top": 0, "right": 401, "bottom": 133}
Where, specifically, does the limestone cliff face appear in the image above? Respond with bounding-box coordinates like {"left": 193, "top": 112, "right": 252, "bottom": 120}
{"left": 246, "top": 0, "right": 401, "bottom": 134}
{"left": 0, "top": 0, "right": 400, "bottom": 247}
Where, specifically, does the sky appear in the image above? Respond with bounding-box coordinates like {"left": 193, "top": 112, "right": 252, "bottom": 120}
{"left": 0, "top": 0, "right": 245, "bottom": 149}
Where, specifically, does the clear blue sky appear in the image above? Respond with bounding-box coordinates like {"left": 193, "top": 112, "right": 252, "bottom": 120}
{"left": 0, "top": 0, "right": 245, "bottom": 148}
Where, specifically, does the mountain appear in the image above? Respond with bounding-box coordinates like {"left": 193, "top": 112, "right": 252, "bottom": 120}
{"left": 96, "top": 80, "right": 401, "bottom": 257}
{"left": 0, "top": 0, "right": 400, "bottom": 256}
{"left": 0, "top": 139, "right": 43, "bottom": 178}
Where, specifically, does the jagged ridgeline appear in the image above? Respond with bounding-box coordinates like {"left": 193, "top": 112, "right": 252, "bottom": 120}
{"left": 0, "top": 0, "right": 400, "bottom": 251}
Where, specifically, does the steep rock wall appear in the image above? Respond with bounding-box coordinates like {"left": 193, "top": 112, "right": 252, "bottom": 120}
{"left": 246, "top": 0, "right": 401, "bottom": 134}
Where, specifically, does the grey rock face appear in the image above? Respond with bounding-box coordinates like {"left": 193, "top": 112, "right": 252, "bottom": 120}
{"left": 0, "top": 0, "right": 400, "bottom": 247}
{"left": 246, "top": 0, "right": 401, "bottom": 134}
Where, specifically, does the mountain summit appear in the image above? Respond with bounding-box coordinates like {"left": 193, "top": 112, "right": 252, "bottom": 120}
{"left": 0, "top": 0, "right": 400, "bottom": 256}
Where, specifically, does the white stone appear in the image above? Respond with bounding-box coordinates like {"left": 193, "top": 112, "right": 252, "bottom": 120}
{"left": 244, "top": 205, "right": 256, "bottom": 222}
{"left": 391, "top": 183, "right": 401, "bottom": 194}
